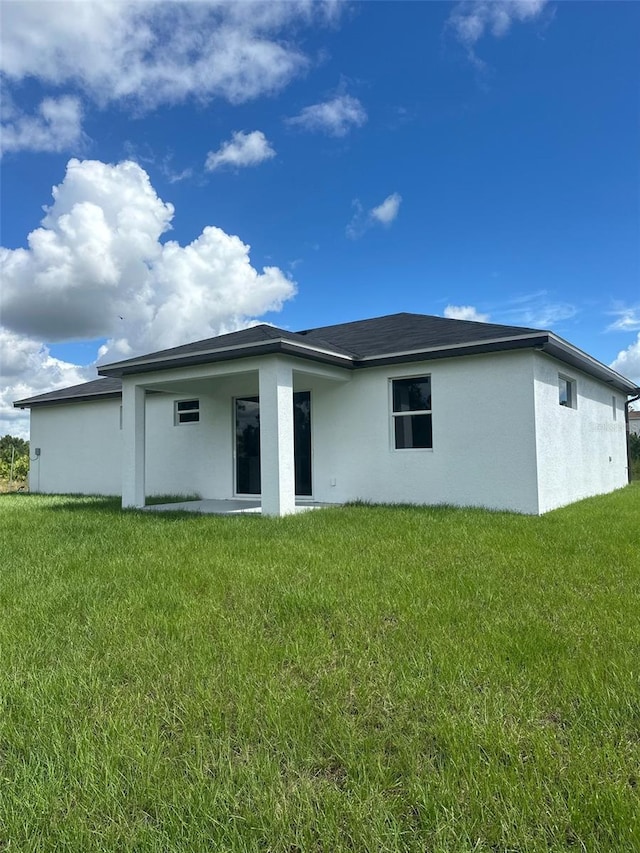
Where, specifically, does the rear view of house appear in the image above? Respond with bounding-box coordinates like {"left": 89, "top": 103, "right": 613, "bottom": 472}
{"left": 15, "top": 313, "right": 639, "bottom": 515}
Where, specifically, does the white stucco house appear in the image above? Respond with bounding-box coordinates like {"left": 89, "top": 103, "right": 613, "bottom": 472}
{"left": 14, "top": 313, "right": 640, "bottom": 515}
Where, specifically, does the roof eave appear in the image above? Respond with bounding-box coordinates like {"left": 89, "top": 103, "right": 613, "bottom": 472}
{"left": 38, "top": 328, "right": 637, "bottom": 397}
{"left": 14, "top": 391, "right": 123, "bottom": 410}
{"left": 98, "top": 338, "right": 355, "bottom": 377}
{"left": 353, "top": 333, "right": 550, "bottom": 368}
{"left": 541, "top": 334, "right": 639, "bottom": 395}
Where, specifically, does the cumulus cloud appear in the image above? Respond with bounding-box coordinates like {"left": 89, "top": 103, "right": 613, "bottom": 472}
{"left": 0, "top": 1, "right": 339, "bottom": 110}
{"left": 1, "top": 95, "right": 83, "bottom": 156}
{"left": 346, "top": 192, "right": 402, "bottom": 239}
{"left": 205, "top": 130, "right": 276, "bottom": 172}
{"left": 1, "top": 158, "right": 297, "bottom": 435}
{"left": 371, "top": 193, "right": 402, "bottom": 226}
{"left": 287, "top": 94, "right": 367, "bottom": 137}
{"left": 0, "top": 328, "right": 90, "bottom": 438}
{"left": 444, "top": 305, "right": 490, "bottom": 322}
{"left": 448, "top": 0, "right": 549, "bottom": 65}
{"left": 610, "top": 334, "right": 640, "bottom": 386}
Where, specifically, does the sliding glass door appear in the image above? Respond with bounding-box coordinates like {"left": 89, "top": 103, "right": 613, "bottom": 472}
{"left": 235, "top": 397, "right": 261, "bottom": 495}
{"left": 235, "top": 392, "right": 312, "bottom": 496}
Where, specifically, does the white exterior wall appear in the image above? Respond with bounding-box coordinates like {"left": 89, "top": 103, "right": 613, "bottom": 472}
{"left": 532, "top": 353, "right": 629, "bottom": 513}
{"left": 27, "top": 348, "right": 631, "bottom": 513}
{"left": 145, "top": 393, "right": 218, "bottom": 498}
{"left": 28, "top": 398, "right": 123, "bottom": 495}
{"left": 28, "top": 392, "right": 221, "bottom": 498}
{"left": 306, "top": 349, "right": 540, "bottom": 513}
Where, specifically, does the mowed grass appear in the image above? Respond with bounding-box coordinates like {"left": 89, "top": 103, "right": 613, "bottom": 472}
{"left": 1, "top": 489, "right": 639, "bottom": 852}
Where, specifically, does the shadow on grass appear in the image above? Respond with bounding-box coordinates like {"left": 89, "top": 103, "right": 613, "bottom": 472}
{"left": 5, "top": 493, "right": 206, "bottom": 515}
{"left": 36, "top": 493, "right": 266, "bottom": 524}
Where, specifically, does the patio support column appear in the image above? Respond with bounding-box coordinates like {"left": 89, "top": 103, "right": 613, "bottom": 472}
{"left": 121, "top": 382, "right": 145, "bottom": 508}
{"left": 259, "top": 358, "right": 295, "bottom": 516}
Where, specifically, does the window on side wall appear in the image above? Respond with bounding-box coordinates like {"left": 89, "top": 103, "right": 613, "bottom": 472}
{"left": 175, "top": 399, "right": 200, "bottom": 424}
{"left": 558, "top": 375, "right": 576, "bottom": 409}
{"left": 391, "top": 376, "right": 432, "bottom": 449}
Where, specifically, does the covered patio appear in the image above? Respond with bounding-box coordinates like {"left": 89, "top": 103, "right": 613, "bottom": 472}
{"left": 115, "top": 352, "right": 351, "bottom": 517}
{"left": 142, "top": 498, "right": 336, "bottom": 515}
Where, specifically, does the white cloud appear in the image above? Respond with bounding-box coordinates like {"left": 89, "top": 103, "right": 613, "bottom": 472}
{"left": 606, "top": 306, "right": 640, "bottom": 333}
{"left": 0, "top": 328, "right": 91, "bottom": 438}
{"left": 516, "top": 303, "right": 577, "bottom": 327}
{"left": 371, "top": 193, "right": 402, "bottom": 226}
{"left": 0, "top": 2, "right": 337, "bottom": 110}
{"left": 444, "top": 305, "right": 490, "bottom": 322}
{"left": 448, "top": 0, "right": 549, "bottom": 65}
{"left": 346, "top": 192, "right": 402, "bottom": 239}
{"left": 287, "top": 94, "right": 367, "bottom": 137}
{"left": 205, "top": 130, "right": 276, "bottom": 172}
{"left": 1, "top": 96, "right": 83, "bottom": 156}
{"left": 1, "top": 158, "right": 297, "bottom": 435}
{"left": 610, "top": 334, "right": 640, "bottom": 387}
{"left": 499, "top": 292, "right": 577, "bottom": 328}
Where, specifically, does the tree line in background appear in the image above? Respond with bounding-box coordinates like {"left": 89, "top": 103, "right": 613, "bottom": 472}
{"left": 0, "top": 435, "right": 30, "bottom": 484}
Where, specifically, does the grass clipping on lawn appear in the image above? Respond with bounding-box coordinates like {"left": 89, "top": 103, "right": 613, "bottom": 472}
{"left": 0, "top": 488, "right": 639, "bottom": 852}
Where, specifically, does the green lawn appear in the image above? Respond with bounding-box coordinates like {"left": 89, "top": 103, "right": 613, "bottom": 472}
{"left": 1, "top": 488, "right": 639, "bottom": 852}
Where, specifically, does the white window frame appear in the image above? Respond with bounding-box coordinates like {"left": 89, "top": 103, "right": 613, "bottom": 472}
{"left": 174, "top": 399, "right": 200, "bottom": 425}
{"left": 558, "top": 375, "right": 577, "bottom": 409}
{"left": 390, "top": 374, "right": 433, "bottom": 451}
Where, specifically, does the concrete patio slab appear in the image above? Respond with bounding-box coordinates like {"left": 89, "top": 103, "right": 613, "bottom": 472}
{"left": 142, "top": 499, "right": 335, "bottom": 515}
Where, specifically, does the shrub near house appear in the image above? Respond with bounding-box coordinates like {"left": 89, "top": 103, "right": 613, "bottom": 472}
{"left": 630, "top": 432, "right": 640, "bottom": 479}
{"left": 0, "top": 435, "right": 29, "bottom": 488}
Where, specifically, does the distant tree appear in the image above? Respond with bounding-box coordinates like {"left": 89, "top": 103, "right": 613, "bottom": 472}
{"left": 629, "top": 432, "right": 640, "bottom": 461}
{"left": 0, "top": 435, "right": 29, "bottom": 464}
{"left": 0, "top": 435, "right": 30, "bottom": 483}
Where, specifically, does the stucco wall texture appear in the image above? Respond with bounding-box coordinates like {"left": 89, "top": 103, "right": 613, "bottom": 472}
{"left": 533, "top": 353, "right": 628, "bottom": 513}
{"left": 28, "top": 349, "right": 631, "bottom": 514}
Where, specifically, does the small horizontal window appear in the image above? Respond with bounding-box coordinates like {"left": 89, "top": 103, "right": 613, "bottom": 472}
{"left": 175, "top": 399, "right": 200, "bottom": 424}
{"left": 558, "top": 376, "right": 576, "bottom": 409}
{"left": 392, "top": 376, "right": 432, "bottom": 449}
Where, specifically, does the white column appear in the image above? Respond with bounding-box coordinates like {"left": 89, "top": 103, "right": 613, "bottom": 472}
{"left": 259, "top": 358, "right": 295, "bottom": 516}
{"left": 121, "top": 382, "right": 146, "bottom": 508}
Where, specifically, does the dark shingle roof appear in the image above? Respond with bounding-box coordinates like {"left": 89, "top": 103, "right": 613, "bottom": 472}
{"left": 297, "top": 313, "right": 540, "bottom": 358}
{"left": 125, "top": 323, "right": 319, "bottom": 360}
{"left": 97, "top": 322, "right": 356, "bottom": 370}
{"left": 98, "top": 312, "right": 543, "bottom": 376}
{"left": 14, "top": 377, "right": 122, "bottom": 408}
{"left": 14, "top": 312, "right": 640, "bottom": 407}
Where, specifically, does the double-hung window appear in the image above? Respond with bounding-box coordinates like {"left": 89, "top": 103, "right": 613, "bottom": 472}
{"left": 558, "top": 375, "right": 576, "bottom": 409}
{"left": 392, "top": 376, "right": 432, "bottom": 449}
{"left": 175, "top": 399, "right": 200, "bottom": 424}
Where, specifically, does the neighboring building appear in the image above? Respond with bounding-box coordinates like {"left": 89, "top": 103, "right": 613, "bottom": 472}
{"left": 629, "top": 410, "right": 640, "bottom": 437}
{"left": 14, "top": 313, "right": 640, "bottom": 515}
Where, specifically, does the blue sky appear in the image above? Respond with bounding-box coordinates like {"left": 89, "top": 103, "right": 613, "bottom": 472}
{"left": 1, "top": 1, "right": 639, "bottom": 437}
